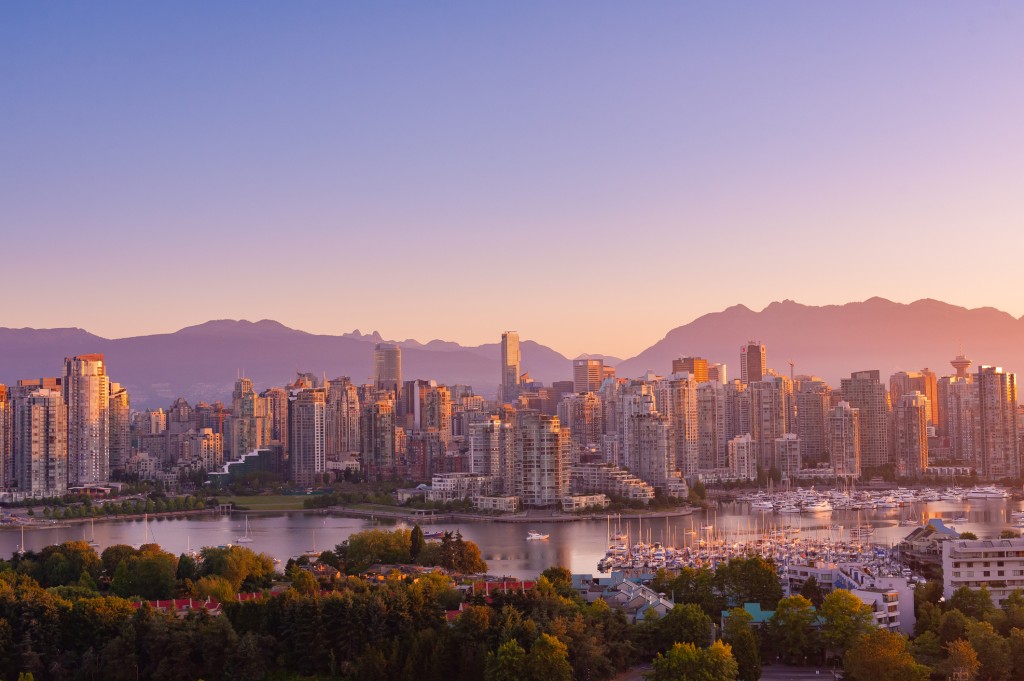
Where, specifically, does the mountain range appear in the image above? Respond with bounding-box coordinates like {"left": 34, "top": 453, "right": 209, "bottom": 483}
{"left": 2, "top": 297, "right": 1022, "bottom": 408}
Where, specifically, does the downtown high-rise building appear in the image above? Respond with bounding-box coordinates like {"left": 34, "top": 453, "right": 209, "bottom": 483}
{"left": 289, "top": 388, "right": 327, "bottom": 487}
{"left": 557, "top": 391, "right": 603, "bottom": 462}
{"left": 748, "top": 378, "right": 787, "bottom": 471}
{"left": 500, "top": 331, "right": 521, "bottom": 403}
{"left": 828, "top": 401, "right": 861, "bottom": 478}
{"left": 360, "top": 398, "right": 397, "bottom": 480}
{"left": 697, "top": 382, "right": 728, "bottom": 471}
{"left": 840, "top": 370, "right": 891, "bottom": 470}
{"left": 728, "top": 434, "right": 757, "bottom": 480}
{"left": 672, "top": 357, "right": 709, "bottom": 384}
{"left": 976, "top": 366, "right": 1019, "bottom": 480}
{"left": 889, "top": 369, "right": 938, "bottom": 427}
{"left": 261, "top": 386, "right": 290, "bottom": 444}
{"left": 373, "top": 343, "right": 403, "bottom": 398}
{"left": 893, "top": 392, "right": 929, "bottom": 478}
{"left": 660, "top": 374, "right": 699, "bottom": 477}
{"left": 108, "top": 382, "right": 131, "bottom": 475}
{"left": 0, "top": 386, "right": 10, "bottom": 487}
{"left": 64, "top": 354, "right": 110, "bottom": 484}
{"left": 573, "top": 358, "right": 604, "bottom": 393}
{"left": 707, "top": 363, "right": 728, "bottom": 384}
{"left": 421, "top": 384, "right": 452, "bottom": 444}
{"left": 627, "top": 413, "right": 679, "bottom": 492}
{"left": 229, "top": 377, "right": 264, "bottom": 459}
{"left": 14, "top": 388, "right": 68, "bottom": 497}
{"left": 937, "top": 375, "right": 978, "bottom": 464}
{"left": 795, "top": 379, "right": 831, "bottom": 465}
{"left": 740, "top": 341, "right": 766, "bottom": 385}
{"left": 773, "top": 434, "right": 801, "bottom": 478}
{"left": 326, "top": 378, "right": 360, "bottom": 456}
{"left": 514, "top": 411, "right": 569, "bottom": 508}
{"left": 468, "top": 415, "right": 515, "bottom": 493}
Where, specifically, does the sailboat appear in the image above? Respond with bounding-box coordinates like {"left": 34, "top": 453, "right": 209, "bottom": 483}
{"left": 302, "top": 529, "right": 320, "bottom": 558}
{"left": 236, "top": 515, "right": 254, "bottom": 543}
{"left": 87, "top": 517, "right": 99, "bottom": 547}
{"left": 17, "top": 525, "right": 26, "bottom": 556}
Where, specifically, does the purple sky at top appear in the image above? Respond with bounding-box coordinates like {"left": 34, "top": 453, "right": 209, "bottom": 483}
{"left": 2, "top": 2, "right": 1022, "bottom": 358}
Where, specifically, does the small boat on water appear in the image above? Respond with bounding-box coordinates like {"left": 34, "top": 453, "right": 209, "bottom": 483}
{"left": 526, "top": 530, "right": 549, "bottom": 541}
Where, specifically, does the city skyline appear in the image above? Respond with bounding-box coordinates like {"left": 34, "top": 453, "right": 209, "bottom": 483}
{"left": 3, "top": 3, "right": 1024, "bottom": 358}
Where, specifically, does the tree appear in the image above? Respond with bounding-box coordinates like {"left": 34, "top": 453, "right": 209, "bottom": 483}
{"left": 195, "top": 575, "right": 236, "bottom": 602}
{"left": 716, "top": 556, "right": 783, "bottom": 609}
{"left": 844, "top": 629, "right": 930, "bottom": 681}
{"left": 199, "top": 545, "right": 275, "bottom": 591}
{"left": 800, "top": 575, "right": 825, "bottom": 608}
{"left": 485, "top": 639, "right": 526, "bottom": 681}
{"left": 658, "top": 603, "right": 712, "bottom": 651}
{"left": 540, "top": 566, "right": 573, "bottom": 593}
{"left": 820, "top": 589, "right": 876, "bottom": 653}
{"left": 949, "top": 586, "right": 995, "bottom": 621}
{"left": 723, "top": 608, "right": 761, "bottom": 681}
{"left": 1008, "top": 628, "right": 1024, "bottom": 680}
{"left": 960, "top": 532, "right": 979, "bottom": 540}
{"left": 946, "top": 638, "right": 980, "bottom": 681}
{"left": 648, "top": 641, "right": 738, "bottom": 681}
{"left": 287, "top": 566, "right": 319, "bottom": 596}
{"left": 410, "top": 524, "right": 426, "bottom": 561}
{"left": 966, "top": 620, "right": 1010, "bottom": 681}
{"left": 768, "top": 595, "right": 820, "bottom": 664}
{"left": 525, "top": 633, "right": 572, "bottom": 681}
{"left": 939, "top": 609, "right": 971, "bottom": 644}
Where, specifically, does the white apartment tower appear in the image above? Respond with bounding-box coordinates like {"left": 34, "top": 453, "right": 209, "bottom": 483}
{"left": 289, "top": 388, "right": 327, "bottom": 487}
{"left": 469, "top": 415, "right": 515, "bottom": 493}
{"left": 828, "top": 401, "right": 861, "bottom": 479}
{"left": 64, "top": 354, "right": 110, "bottom": 484}
{"left": 15, "top": 388, "right": 68, "bottom": 497}
{"left": 894, "top": 392, "right": 929, "bottom": 478}
{"left": 697, "top": 382, "right": 728, "bottom": 471}
{"left": 515, "top": 412, "right": 569, "bottom": 508}
{"left": 977, "top": 366, "right": 1019, "bottom": 480}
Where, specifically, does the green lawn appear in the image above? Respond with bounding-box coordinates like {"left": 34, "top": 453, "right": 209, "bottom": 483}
{"left": 221, "top": 495, "right": 310, "bottom": 511}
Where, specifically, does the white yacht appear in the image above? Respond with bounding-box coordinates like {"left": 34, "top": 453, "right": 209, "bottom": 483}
{"left": 526, "top": 530, "right": 549, "bottom": 541}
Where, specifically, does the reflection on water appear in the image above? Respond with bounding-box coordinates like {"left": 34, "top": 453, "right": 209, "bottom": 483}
{"left": 1, "top": 498, "right": 1021, "bottom": 580}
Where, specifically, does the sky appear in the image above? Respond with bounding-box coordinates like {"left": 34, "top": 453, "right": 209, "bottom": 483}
{"left": 2, "top": 2, "right": 1023, "bottom": 359}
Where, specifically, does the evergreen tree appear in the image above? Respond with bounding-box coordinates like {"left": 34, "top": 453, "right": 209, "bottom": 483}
{"left": 410, "top": 524, "right": 426, "bottom": 561}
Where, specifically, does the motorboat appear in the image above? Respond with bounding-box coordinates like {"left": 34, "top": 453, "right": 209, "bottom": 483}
{"left": 527, "top": 530, "right": 550, "bottom": 541}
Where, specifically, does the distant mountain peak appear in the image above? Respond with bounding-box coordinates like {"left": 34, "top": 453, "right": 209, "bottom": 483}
{"left": 176, "top": 319, "right": 299, "bottom": 335}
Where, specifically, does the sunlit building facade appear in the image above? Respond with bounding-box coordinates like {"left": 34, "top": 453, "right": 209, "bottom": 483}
{"left": 64, "top": 354, "right": 110, "bottom": 484}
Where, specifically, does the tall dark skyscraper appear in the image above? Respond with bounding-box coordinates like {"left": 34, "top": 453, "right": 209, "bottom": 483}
{"left": 740, "top": 341, "right": 766, "bottom": 384}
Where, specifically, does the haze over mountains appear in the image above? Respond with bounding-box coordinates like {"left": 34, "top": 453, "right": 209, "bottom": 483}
{"left": 2, "top": 298, "right": 1022, "bottom": 408}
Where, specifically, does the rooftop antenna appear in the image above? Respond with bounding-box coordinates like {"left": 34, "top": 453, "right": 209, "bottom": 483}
{"left": 788, "top": 360, "right": 795, "bottom": 382}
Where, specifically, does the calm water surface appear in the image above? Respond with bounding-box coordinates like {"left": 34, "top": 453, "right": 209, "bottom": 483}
{"left": 3, "top": 498, "right": 1021, "bottom": 580}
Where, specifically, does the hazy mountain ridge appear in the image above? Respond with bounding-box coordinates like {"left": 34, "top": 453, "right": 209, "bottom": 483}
{"left": 3, "top": 298, "right": 1023, "bottom": 408}
{"left": 617, "top": 298, "right": 1024, "bottom": 384}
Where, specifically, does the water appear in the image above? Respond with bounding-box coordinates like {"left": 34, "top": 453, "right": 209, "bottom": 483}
{"left": 2, "top": 498, "right": 1021, "bottom": 580}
